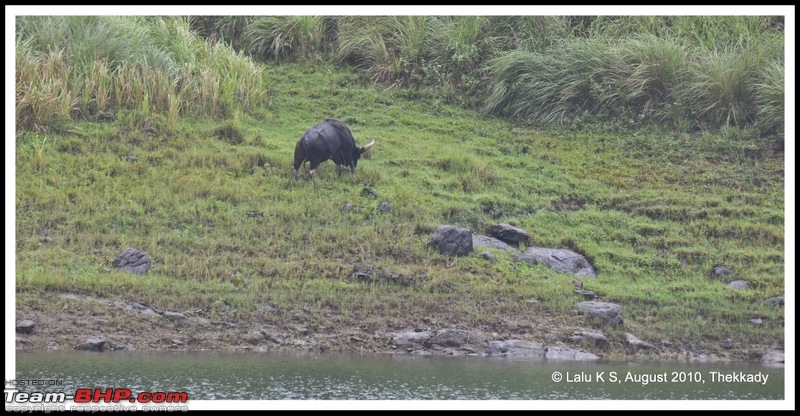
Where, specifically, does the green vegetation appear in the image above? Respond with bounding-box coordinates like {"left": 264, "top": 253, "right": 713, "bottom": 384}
{"left": 189, "top": 15, "right": 784, "bottom": 136}
{"left": 15, "top": 16, "right": 785, "bottom": 357}
{"left": 16, "top": 16, "right": 268, "bottom": 132}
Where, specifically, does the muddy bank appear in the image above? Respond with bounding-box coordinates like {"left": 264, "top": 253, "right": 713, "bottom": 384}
{"left": 15, "top": 292, "right": 784, "bottom": 366}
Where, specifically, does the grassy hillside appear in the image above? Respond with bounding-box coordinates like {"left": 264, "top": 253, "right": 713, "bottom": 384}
{"left": 15, "top": 16, "right": 785, "bottom": 357}
{"left": 16, "top": 61, "right": 784, "bottom": 356}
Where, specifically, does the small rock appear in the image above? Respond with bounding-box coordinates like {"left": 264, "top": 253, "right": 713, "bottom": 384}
{"left": 472, "top": 234, "right": 516, "bottom": 251}
{"left": 514, "top": 247, "right": 597, "bottom": 278}
{"left": 727, "top": 280, "right": 749, "bottom": 290}
{"left": 626, "top": 333, "right": 654, "bottom": 349}
{"left": 76, "top": 336, "right": 106, "bottom": 352}
{"left": 113, "top": 247, "right": 151, "bottom": 275}
{"left": 749, "top": 318, "right": 764, "bottom": 325}
{"left": 709, "top": 265, "right": 733, "bottom": 279}
{"left": 576, "top": 301, "right": 623, "bottom": 325}
{"left": 721, "top": 338, "right": 735, "bottom": 349}
{"left": 39, "top": 236, "right": 54, "bottom": 244}
{"left": 257, "top": 304, "right": 278, "bottom": 314}
{"left": 545, "top": 346, "right": 600, "bottom": 361}
{"left": 428, "top": 329, "right": 486, "bottom": 351}
{"left": 768, "top": 296, "right": 784, "bottom": 307}
{"left": 490, "top": 223, "right": 531, "bottom": 246}
{"left": 16, "top": 320, "right": 35, "bottom": 334}
{"left": 353, "top": 272, "right": 372, "bottom": 282}
{"left": 245, "top": 211, "right": 264, "bottom": 218}
{"left": 573, "top": 289, "right": 599, "bottom": 300}
{"left": 428, "top": 225, "right": 473, "bottom": 257}
{"left": 264, "top": 334, "right": 283, "bottom": 344}
{"left": 125, "top": 155, "right": 138, "bottom": 163}
{"left": 379, "top": 202, "right": 390, "bottom": 212}
{"left": 130, "top": 302, "right": 154, "bottom": 312}
{"left": 569, "top": 331, "right": 608, "bottom": 347}
{"left": 761, "top": 349, "right": 785, "bottom": 365}
{"left": 162, "top": 311, "right": 187, "bottom": 320}
{"left": 393, "top": 331, "right": 431, "bottom": 349}
{"left": 481, "top": 251, "right": 498, "bottom": 264}
{"left": 489, "top": 340, "right": 545, "bottom": 358}
{"left": 106, "top": 339, "right": 127, "bottom": 350}
{"left": 243, "top": 332, "right": 263, "bottom": 345}
{"left": 342, "top": 203, "right": 353, "bottom": 213}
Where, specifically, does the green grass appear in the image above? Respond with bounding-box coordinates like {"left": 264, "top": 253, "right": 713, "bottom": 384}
{"left": 16, "top": 61, "right": 784, "bottom": 355}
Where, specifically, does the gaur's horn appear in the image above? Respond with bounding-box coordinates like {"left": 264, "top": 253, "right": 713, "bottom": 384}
{"left": 360, "top": 139, "right": 375, "bottom": 153}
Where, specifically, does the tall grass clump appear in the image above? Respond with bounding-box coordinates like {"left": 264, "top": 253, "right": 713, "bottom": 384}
{"left": 189, "top": 16, "right": 253, "bottom": 51}
{"left": 485, "top": 24, "right": 783, "bottom": 132}
{"left": 485, "top": 39, "right": 619, "bottom": 124}
{"left": 428, "top": 16, "right": 488, "bottom": 87}
{"left": 753, "top": 60, "right": 784, "bottom": 137}
{"left": 586, "top": 16, "right": 782, "bottom": 49}
{"left": 617, "top": 35, "right": 690, "bottom": 128}
{"left": 15, "top": 16, "right": 268, "bottom": 132}
{"left": 483, "top": 16, "right": 569, "bottom": 53}
{"left": 244, "top": 16, "right": 335, "bottom": 60}
{"left": 336, "top": 16, "right": 434, "bottom": 84}
{"left": 685, "top": 42, "right": 777, "bottom": 129}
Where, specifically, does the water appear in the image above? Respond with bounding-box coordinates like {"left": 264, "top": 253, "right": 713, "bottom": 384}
{"left": 14, "top": 351, "right": 784, "bottom": 400}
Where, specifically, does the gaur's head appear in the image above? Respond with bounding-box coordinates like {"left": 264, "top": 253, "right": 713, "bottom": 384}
{"left": 351, "top": 139, "right": 375, "bottom": 168}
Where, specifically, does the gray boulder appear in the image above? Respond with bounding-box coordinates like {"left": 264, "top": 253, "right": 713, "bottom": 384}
{"left": 162, "top": 311, "right": 187, "bottom": 320}
{"left": 569, "top": 331, "right": 608, "bottom": 347}
{"left": 16, "top": 320, "right": 35, "bottom": 334}
{"left": 514, "top": 247, "right": 597, "bottom": 277}
{"left": 113, "top": 247, "right": 151, "bottom": 275}
{"left": 710, "top": 265, "right": 734, "bottom": 279}
{"left": 428, "top": 329, "right": 486, "bottom": 352}
{"left": 106, "top": 339, "right": 127, "bottom": 350}
{"left": 727, "top": 280, "right": 749, "bottom": 290}
{"left": 626, "top": 333, "right": 654, "bottom": 349}
{"left": 545, "top": 347, "right": 600, "bottom": 361}
{"left": 489, "top": 340, "right": 546, "bottom": 358}
{"left": 429, "top": 225, "right": 473, "bottom": 256}
{"left": 576, "top": 301, "right": 623, "bottom": 325}
{"left": 473, "top": 234, "right": 516, "bottom": 251}
{"left": 761, "top": 349, "right": 784, "bottom": 366}
{"left": 481, "top": 251, "right": 498, "bottom": 264}
{"left": 76, "top": 336, "right": 106, "bottom": 352}
{"left": 490, "top": 223, "right": 531, "bottom": 246}
{"left": 768, "top": 296, "right": 784, "bottom": 306}
{"left": 574, "top": 289, "right": 599, "bottom": 300}
{"left": 393, "top": 331, "right": 431, "bottom": 349}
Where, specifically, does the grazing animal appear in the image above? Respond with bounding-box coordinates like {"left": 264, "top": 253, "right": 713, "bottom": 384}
{"left": 291, "top": 118, "right": 375, "bottom": 184}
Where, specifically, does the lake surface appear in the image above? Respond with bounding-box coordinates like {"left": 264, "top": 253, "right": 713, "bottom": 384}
{"left": 14, "top": 351, "right": 784, "bottom": 400}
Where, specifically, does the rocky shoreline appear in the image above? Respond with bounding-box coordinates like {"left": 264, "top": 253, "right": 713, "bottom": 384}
{"left": 15, "top": 292, "right": 785, "bottom": 367}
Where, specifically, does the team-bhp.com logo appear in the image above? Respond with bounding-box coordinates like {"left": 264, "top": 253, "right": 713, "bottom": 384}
{"left": 6, "top": 380, "right": 189, "bottom": 412}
